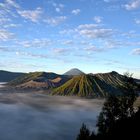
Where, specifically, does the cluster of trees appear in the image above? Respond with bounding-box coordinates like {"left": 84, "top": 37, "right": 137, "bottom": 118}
{"left": 76, "top": 73, "right": 140, "bottom": 140}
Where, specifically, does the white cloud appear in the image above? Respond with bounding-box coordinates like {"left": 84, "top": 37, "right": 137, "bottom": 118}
{"left": 103, "top": 0, "right": 119, "bottom": 2}
{"left": 0, "top": 29, "right": 14, "bottom": 41}
{"left": 56, "top": 7, "right": 61, "bottom": 12}
{"left": 17, "top": 7, "right": 43, "bottom": 22}
{"left": 135, "top": 19, "right": 140, "bottom": 24}
{"left": 52, "top": 2, "right": 64, "bottom": 13}
{"left": 0, "top": 0, "right": 19, "bottom": 11}
{"left": 0, "top": 0, "right": 19, "bottom": 18}
{"left": 104, "top": 39, "right": 140, "bottom": 49}
{"left": 44, "top": 16, "right": 67, "bottom": 26}
{"left": 78, "top": 24, "right": 99, "bottom": 29}
{"left": 79, "top": 28, "right": 113, "bottom": 39}
{"left": 59, "top": 29, "right": 74, "bottom": 35}
{"left": 84, "top": 45, "right": 105, "bottom": 53}
{"left": 104, "top": 0, "right": 110, "bottom": 2}
{"left": 16, "top": 51, "right": 48, "bottom": 59}
{"left": 93, "top": 16, "right": 102, "bottom": 23}
{"left": 121, "top": 30, "right": 139, "bottom": 38}
{"left": 0, "top": 17, "right": 11, "bottom": 25}
{"left": 3, "top": 23, "right": 21, "bottom": 28}
{"left": 53, "top": 48, "right": 69, "bottom": 55}
{"left": 59, "top": 4, "right": 64, "bottom": 8}
{"left": 131, "top": 48, "right": 140, "bottom": 55}
{"left": 17, "top": 39, "right": 52, "bottom": 48}
{"left": 124, "top": 0, "right": 140, "bottom": 10}
{"left": 6, "top": 0, "right": 20, "bottom": 9}
{"left": 52, "top": 2, "right": 64, "bottom": 8}
{"left": 77, "top": 24, "right": 113, "bottom": 39}
{"left": 60, "top": 23, "right": 114, "bottom": 39}
{"left": 61, "top": 40, "right": 73, "bottom": 45}
{"left": 0, "top": 46, "right": 12, "bottom": 52}
{"left": 104, "top": 40, "right": 121, "bottom": 49}
{"left": 18, "top": 41, "right": 31, "bottom": 48}
{"left": 71, "top": 9, "right": 81, "bottom": 15}
{"left": 125, "top": 41, "right": 140, "bottom": 46}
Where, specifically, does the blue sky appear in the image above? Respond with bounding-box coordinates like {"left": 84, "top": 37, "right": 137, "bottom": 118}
{"left": 0, "top": 0, "right": 140, "bottom": 78}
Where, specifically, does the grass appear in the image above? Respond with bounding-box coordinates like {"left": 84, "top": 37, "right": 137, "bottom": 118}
{"left": 52, "top": 73, "right": 125, "bottom": 97}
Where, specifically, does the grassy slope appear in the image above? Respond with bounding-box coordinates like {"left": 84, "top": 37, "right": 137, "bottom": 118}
{"left": 52, "top": 72, "right": 125, "bottom": 97}
{"left": 9, "top": 72, "right": 59, "bottom": 86}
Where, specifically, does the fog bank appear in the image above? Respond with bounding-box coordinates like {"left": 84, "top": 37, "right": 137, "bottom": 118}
{"left": 0, "top": 83, "right": 103, "bottom": 140}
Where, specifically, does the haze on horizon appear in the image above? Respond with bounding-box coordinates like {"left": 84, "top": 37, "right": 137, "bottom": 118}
{"left": 0, "top": 0, "right": 140, "bottom": 78}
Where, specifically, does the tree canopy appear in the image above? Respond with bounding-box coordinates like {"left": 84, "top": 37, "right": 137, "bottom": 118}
{"left": 76, "top": 73, "right": 139, "bottom": 140}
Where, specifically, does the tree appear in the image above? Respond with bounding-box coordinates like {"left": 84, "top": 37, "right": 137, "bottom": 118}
{"left": 96, "top": 95, "right": 121, "bottom": 136}
{"left": 76, "top": 73, "right": 139, "bottom": 139}
{"left": 121, "top": 72, "right": 138, "bottom": 117}
{"left": 89, "top": 132, "right": 96, "bottom": 140}
{"left": 108, "top": 107, "right": 140, "bottom": 138}
{"left": 96, "top": 73, "right": 138, "bottom": 136}
{"left": 76, "top": 124, "right": 91, "bottom": 140}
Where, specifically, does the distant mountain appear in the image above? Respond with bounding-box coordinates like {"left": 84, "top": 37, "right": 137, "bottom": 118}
{"left": 0, "top": 70, "right": 25, "bottom": 82}
{"left": 52, "top": 71, "right": 126, "bottom": 97}
{"left": 6, "top": 70, "right": 139, "bottom": 97}
{"left": 9, "top": 71, "right": 70, "bottom": 89}
{"left": 63, "top": 68, "right": 85, "bottom": 76}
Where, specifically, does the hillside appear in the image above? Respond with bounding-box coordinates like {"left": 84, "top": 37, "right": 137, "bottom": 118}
{"left": 52, "top": 72, "right": 125, "bottom": 97}
{"left": 9, "top": 72, "right": 58, "bottom": 85}
{"left": 0, "top": 70, "right": 25, "bottom": 82}
{"left": 8, "top": 71, "right": 70, "bottom": 89}
{"left": 6, "top": 70, "right": 139, "bottom": 96}
{"left": 63, "top": 68, "right": 85, "bottom": 76}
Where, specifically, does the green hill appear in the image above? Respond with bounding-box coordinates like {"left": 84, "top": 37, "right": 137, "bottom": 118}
{"left": 9, "top": 72, "right": 59, "bottom": 86}
{"left": 52, "top": 72, "right": 125, "bottom": 97}
{"left": 8, "top": 71, "right": 71, "bottom": 89}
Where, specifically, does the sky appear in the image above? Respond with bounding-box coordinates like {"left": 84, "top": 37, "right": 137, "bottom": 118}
{"left": 0, "top": 0, "right": 140, "bottom": 78}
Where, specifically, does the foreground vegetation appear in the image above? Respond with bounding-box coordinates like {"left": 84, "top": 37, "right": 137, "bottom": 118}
{"left": 76, "top": 73, "right": 139, "bottom": 139}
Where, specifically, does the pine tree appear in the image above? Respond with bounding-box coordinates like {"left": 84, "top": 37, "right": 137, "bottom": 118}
{"left": 96, "top": 73, "right": 138, "bottom": 136}
{"left": 96, "top": 95, "right": 120, "bottom": 136}
{"left": 76, "top": 124, "right": 90, "bottom": 140}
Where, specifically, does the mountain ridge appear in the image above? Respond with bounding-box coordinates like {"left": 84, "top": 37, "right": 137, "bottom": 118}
{"left": 1, "top": 69, "right": 139, "bottom": 97}
{"left": 0, "top": 70, "right": 25, "bottom": 82}
{"left": 8, "top": 71, "right": 71, "bottom": 90}
{"left": 52, "top": 72, "right": 126, "bottom": 97}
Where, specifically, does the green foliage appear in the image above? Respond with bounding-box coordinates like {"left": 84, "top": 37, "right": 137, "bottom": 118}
{"left": 76, "top": 108, "right": 140, "bottom": 140}
{"left": 76, "top": 124, "right": 95, "bottom": 140}
{"left": 76, "top": 73, "right": 139, "bottom": 139}
{"left": 97, "top": 95, "right": 122, "bottom": 135}
{"left": 121, "top": 73, "right": 138, "bottom": 116}
{"left": 96, "top": 73, "right": 138, "bottom": 136}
